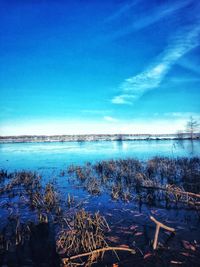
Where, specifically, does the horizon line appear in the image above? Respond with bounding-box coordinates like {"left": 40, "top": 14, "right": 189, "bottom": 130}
{"left": 0, "top": 132, "right": 199, "bottom": 138}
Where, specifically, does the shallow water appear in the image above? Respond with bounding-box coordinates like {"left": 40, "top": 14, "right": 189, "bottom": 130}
{"left": 0, "top": 141, "right": 200, "bottom": 266}
{"left": 0, "top": 140, "right": 199, "bottom": 171}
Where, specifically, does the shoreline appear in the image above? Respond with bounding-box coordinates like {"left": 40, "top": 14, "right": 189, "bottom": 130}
{"left": 0, "top": 134, "right": 199, "bottom": 144}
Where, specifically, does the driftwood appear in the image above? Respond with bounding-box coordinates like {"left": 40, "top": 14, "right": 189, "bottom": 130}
{"left": 150, "top": 216, "right": 175, "bottom": 250}
{"left": 142, "top": 185, "right": 200, "bottom": 199}
{"left": 62, "top": 246, "right": 136, "bottom": 264}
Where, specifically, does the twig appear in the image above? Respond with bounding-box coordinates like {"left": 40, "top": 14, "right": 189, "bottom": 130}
{"left": 62, "top": 246, "right": 135, "bottom": 264}
{"left": 141, "top": 185, "right": 200, "bottom": 199}
{"left": 150, "top": 216, "right": 175, "bottom": 250}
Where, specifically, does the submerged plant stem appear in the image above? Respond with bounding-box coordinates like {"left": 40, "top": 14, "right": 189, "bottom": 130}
{"left": 62, "top": 246, "right": 136, "bottom": 264}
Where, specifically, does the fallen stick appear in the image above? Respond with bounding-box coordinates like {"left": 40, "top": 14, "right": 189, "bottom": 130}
{"left": 141, "top": 185, "right": 200, "bottom": 199}
{"left": 150, "top": 216, "right": 175, "bottom": 250}
{"left": 62, "top": 246, "right": 136, "bottom": 264}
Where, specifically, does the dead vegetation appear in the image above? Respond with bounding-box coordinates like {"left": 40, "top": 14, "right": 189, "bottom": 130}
{"left": 0, "top": 169, "right": 134, "bottom": 266}
{"left": 0, "top": 171, "right": 63, "bottom": 266}
{"left": 56, "top": 209, "right": 110, "bottom": 257}
{"left": 57, "top": 209, "right": 135, "bottom": 267}
{"left": 0, "top": 156, "right": 200, "bottom": 266}
{"left": 67, "top": 157, "right": 200, "bottom": 209}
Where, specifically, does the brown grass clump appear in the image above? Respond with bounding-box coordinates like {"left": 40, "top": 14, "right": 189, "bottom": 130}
{"left": 111, "top": 184, "right": 121, "bottom": 200}
{"left": 56, "top": 209, "right": 110, "bottom": 257}
{"left": 85, "top": 177, "right": 101, "bottom": 195}
{"left": 44, "top": 183, "right": 59, "bottom": 211}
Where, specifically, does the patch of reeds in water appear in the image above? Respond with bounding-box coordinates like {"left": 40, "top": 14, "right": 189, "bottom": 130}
{"left": 67, "top": 157, "right": 200, "bottom": 209}
{"left": 56, "top": 209, "right": 109, "bottom": 257}
{"left": 0, "top": 156, "right": 200, "bottom": 266}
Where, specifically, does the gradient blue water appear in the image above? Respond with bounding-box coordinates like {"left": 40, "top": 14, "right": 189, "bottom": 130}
{"left": 0, "top": 140, "right": 199, "bottom": 171}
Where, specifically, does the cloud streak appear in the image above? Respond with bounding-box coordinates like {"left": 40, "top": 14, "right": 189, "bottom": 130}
{"left": 104, "top": 0, "right": 140, "bottom": 24}
{"left": 103, "top": 116, "right": 118, "bottom": 122}
{"left": 132, "top": 0, "right": 192, "bottom": 31}
{"left": 102, "top": 0, "right": 192, "bottom": 43}
{"left": 112, "top": 24, "right": 200, "bottom": 105}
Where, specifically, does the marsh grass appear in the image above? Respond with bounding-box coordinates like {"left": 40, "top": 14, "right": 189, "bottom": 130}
{"left": 0, "top": 170, "right": 114, "bottom": 266}
{"left": 67, "top": 157, "right": 200, "bottom": 209}
{"left": 0, "top": 156, "right": 200, "bottom": 266}
{"left": 0, "top": 171, "right": 60, "bottom": 259}
{"left": 56, "top": 209, "right": 109, "bottom": 256}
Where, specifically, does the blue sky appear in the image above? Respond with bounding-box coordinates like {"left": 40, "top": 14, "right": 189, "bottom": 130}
{"left": 0, "top": 0, "right": 200, "bottom": 135}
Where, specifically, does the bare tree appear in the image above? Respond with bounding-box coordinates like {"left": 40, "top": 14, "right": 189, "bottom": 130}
{"left": 186, "top": 116, "right": 200, "bottom": 139}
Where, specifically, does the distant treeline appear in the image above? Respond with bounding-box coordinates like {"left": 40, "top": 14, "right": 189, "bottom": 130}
{"left": 0, "top": 133, "right": 199, "bottom": 143}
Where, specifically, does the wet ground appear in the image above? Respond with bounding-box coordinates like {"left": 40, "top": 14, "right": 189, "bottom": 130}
{"left": 0, "top": 157, "right": 200, "bottom": 266}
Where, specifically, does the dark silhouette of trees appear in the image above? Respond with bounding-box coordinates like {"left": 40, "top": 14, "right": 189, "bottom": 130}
{"left": 176, "top": 130, "right": 185, "bottom": 139}
{"left": 186, "top": 116, "right": 199, "bottom": 139}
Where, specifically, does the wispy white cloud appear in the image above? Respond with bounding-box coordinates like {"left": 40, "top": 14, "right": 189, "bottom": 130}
{"left": 111, "top": 94, "right": 135, "bottom": 105}
{"left": 103, "top": 116, "right": 118, "bottom": 122}
{"left": 112, "top": 24, "right": 200, "bottom": 105}
{"left": 132, "top": 0, "right": 192, "bottom": 31}
{"left": 104, "top": 0, "right": 140, "bottom": 23}
{"left": 102, "top": 0, "right": 192, "bottom": 42}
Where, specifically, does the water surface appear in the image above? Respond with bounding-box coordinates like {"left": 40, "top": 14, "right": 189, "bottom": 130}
{"left": 0, "top": 140, "right": 199, "bottom": 171}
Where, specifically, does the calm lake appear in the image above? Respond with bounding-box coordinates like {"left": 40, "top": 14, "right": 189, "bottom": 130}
{"left": 0, "top": 139, "right": 199, "bottom": 171}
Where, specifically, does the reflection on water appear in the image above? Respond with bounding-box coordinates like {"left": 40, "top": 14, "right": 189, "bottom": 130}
{"left": 0, "top": 140, "right": 199, "bottom": 171}
{"left": 174, "top": 139, "right": 198, "bottom": 155}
